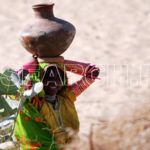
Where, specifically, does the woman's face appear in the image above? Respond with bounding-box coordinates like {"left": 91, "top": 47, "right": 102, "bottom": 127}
{"left": 42, "top": 66, "right": 65, "bottom": 96}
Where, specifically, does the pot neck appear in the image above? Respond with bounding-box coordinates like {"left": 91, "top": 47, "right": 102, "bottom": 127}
{"left": 32, "top": 3, "right": 54, "bottom": 19}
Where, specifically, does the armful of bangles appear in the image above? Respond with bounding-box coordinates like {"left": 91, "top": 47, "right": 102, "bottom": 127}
{"left": 64, "top": 59, "right": 100, "bottom": 97}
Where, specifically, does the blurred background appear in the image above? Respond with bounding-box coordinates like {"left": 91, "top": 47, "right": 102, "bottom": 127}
{"left": 1, "top": 0, "right": 150, "bottom": 137}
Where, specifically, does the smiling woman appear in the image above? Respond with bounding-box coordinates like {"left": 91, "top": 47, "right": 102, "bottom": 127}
{"left": 42, "top": 65, "right": 66, "bottom": 96}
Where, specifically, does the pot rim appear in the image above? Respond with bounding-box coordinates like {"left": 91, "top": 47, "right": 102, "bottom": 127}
{"left": 32, "top": 3, "right": 54, "bottom": 9}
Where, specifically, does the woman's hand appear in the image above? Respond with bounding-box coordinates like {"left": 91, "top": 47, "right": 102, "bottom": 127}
{"left": 38, "top": 56, "right": 64, "bottom": 63}
{"left": 64, "top": 59, "right": 100, "bottom": 79}
{"left": 85, "top": 65, "right": 100, "bottom": 79}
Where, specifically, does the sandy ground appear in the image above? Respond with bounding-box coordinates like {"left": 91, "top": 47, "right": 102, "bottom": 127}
{"left": 1, "top": 0, "right": 150, "bottom": 140}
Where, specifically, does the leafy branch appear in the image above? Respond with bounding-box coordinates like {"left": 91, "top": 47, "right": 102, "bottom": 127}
{"left": 0, "top": 69, "right": 43, "bottom": 145}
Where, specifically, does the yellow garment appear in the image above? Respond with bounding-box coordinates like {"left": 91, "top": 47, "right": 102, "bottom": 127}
{"left": 31, "top": 87, "right": 79, "bottom": 144}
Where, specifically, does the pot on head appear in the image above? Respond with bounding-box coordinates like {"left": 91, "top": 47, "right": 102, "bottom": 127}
{"left": 20, "top": 3, "right": 76, "bottom": 57}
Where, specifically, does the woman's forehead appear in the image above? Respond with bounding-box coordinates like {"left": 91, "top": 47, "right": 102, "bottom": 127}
{"left": 45, "top": 66, "right": 63, "bottom": 75}
{"left": 42, "top": 66, "right": 64, "bottom": 80}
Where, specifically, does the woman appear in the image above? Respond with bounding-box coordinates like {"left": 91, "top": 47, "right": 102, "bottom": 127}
{"left": 14, "top": 56, "right": 99, "bottom": 150}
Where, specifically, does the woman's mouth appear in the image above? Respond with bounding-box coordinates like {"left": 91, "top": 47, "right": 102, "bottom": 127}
{"left": 49, "top": 86, "right": 57, "bottom": 89}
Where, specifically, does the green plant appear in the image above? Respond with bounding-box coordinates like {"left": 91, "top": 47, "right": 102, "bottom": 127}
{"left": 0, "top": 69, "right": 43, "bottom": 144}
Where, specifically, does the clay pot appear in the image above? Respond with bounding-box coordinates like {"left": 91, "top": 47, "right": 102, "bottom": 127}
{"left": 20, "top": 3, "right": 76, "bottom": 57}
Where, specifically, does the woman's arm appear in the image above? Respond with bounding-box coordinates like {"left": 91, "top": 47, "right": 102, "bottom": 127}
{"left": 64, "top": 59, "right": 90, "bottom": 75}
{"left": 36, "top": 57, "right": 100, "bottom": 97}
{"left": 64, "top": 59, "right": 100, "bottom": 97}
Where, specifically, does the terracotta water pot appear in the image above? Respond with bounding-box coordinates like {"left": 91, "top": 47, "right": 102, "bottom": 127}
{"left": 20, "top": 3, "right": 76, "bottom": 57}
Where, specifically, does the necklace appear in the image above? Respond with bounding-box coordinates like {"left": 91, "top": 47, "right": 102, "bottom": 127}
{"left": 45, "top": 95, "right": 56, "bottom": 103}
